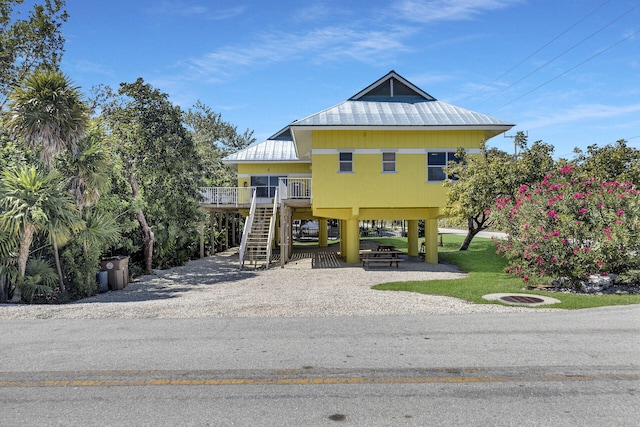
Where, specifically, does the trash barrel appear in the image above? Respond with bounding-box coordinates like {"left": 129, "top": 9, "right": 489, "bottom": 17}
{"left": 96, "top": 271, "right": 109, "bottom": 293}
{"left": 99, "top": 256, "right": 130, "bottom": 290}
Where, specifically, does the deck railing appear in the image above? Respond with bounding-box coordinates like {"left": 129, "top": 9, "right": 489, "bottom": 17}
{"left": 265, "top": 188, "right": 279, "bottom": 269}
{"left": 238, "top": 188, "right": 257, "bottom": 267}
{"left": 279, "top": 178, "right": 312, "bottom": 202}
{"left": 200, "top": 187, "right": 252, "bottom": 206}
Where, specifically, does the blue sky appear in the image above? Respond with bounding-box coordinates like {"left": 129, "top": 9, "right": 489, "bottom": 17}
{"left": 59, "top": 0, "right": 639, "bottom": 158}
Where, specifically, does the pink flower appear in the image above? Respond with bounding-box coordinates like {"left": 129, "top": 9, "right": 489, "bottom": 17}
{"left": 559, "top": 165, "right": 575, "bottom": 175}
{"left": 579, "top": 208, "right": 587, "bottom": 214}
{"left": 551, "top": 257, "right": 558, "bottom": 262}
{"left": 617, "top": 210, "right": 625, "bottom": 216}
{"left": 523, "top": 275, "right": 529, "bottom": 282}
{"left": 597, "top": 260, "right": 603, "bottom": 267}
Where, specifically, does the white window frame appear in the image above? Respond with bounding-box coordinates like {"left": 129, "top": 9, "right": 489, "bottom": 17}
{"left": 382, "top": 152, "right": 396, "bottom": 173}
{"left": 427, "top": 151, "right": 458, "bottom": 182}
{"left": 339, "top": 152, "right": 353, "bottom": 173}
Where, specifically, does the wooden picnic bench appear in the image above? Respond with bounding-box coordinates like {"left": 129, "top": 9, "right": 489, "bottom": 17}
{"left": 361, "top": 250, "right": 404, "bottom": 268}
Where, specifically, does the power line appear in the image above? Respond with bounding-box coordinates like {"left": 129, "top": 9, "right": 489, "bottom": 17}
{"left": 470, "top": 0, "right": 613, "bottom": 101}
{"left": 484, "top": 2, "right": 640, "bottom": 105}
{"left": 502, "top": 27, "right": 640, "bottom": 107}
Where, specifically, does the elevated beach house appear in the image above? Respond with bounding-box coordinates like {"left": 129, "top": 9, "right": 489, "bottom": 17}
{"left": 200, "top": 71, "right": 514, "bottom": 267}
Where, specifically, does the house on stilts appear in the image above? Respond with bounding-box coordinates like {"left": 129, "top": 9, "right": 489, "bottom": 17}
{"left": 200, "top": 71, "right": 514, "bottom": 268}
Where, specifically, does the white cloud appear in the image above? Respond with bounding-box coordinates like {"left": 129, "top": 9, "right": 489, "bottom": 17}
{"left": 523, "top": 103, "right": 640, "bottom": 129}
{"left": 393, "top": 0, "right": 522, "bottom": 23}
{"left": 67, "top": 59, "right": 113, "bottom": 76}
{"left": 149, "top": 2, "right": 245, "bottom": 20}
{"left": 181, "top": 24, "right": 413, "bottom": 79}
{"left": 172, "top": 1, "right": 518, "bottom": 84}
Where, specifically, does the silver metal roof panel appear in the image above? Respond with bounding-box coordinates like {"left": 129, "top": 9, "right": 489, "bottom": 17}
{"left": 291, "top": 99, "right": 514, "bottom": 128}
{"left": 223, "top": 138, "right": 299, "bottom": 163}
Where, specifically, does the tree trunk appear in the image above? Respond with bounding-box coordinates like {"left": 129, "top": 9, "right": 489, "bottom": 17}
{"left": 13, "top": 223, "right": 35, "bottom": 302}
{"left": 0, "top": 275, "right": 7, "bottom": 303}
{"left": 52, "top": 238, "right": 66, "bottom": 294}
{"left": 459, "top": 225, "right": 481, "bottom": 251}
{"left": 126, "top": 167, "right": 154, "bottom": 273}
{"left": 459, "top": 214, "right": 491, "bottom": 251}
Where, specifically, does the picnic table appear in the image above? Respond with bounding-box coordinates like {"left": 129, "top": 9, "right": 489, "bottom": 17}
{"left": 361, "top": 247, "right": 404, "bottom": 268}
{"left": 376, "top": 244, "right": 395, "bottom": 251}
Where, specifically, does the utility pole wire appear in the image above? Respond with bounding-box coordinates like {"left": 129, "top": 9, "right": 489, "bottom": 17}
{"left": 502, "top": 27, "right": 640, "bottom": 107}
{"left": 470, "top": 0, "right": 612, "bottom": 100}
{"left": 482, "top": 2, "right": 640, "bottom": 105}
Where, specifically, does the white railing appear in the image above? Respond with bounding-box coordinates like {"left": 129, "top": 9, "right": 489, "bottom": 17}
{"left": 265, "top": 188, "right": 279, "bottom": 270}
{"left": 200, "top": 187, "right": 252, "bottom": 206}
{"left": 238, "top": 188, "right": 257, "bottom": 267}
{"left": 278, "top": 178, "right": 312, "bottom": 201}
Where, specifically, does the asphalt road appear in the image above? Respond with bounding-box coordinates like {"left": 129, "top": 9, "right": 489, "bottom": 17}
{"left": 1, "top": 306, "right": 638, "bottom": 426}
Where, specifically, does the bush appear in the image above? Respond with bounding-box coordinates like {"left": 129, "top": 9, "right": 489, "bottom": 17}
{"left": 60, "top": 242, "right": 101, "bottom": 300}
{"left": 492, "top": 165, "right": 640, "bottom": 286}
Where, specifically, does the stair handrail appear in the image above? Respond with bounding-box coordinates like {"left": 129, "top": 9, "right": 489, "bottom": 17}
{"left": 239, "top": 188, "right": 257, "bottom": 268}
{"left": 265, "top": 188, "right": 279, "bottom": 269}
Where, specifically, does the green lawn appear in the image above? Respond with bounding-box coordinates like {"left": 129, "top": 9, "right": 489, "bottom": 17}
{"left": 371, "top": 234, "right": 640, "bottom": 309}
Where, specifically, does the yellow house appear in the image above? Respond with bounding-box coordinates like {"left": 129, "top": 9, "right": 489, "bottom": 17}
{"left": 202, "top": 71, "right": 514, "bottom": 267}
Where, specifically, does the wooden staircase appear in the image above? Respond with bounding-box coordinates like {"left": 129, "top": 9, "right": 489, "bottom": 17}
{"left": 242, "top": 206, "right": 273, "bottom": 268}
{"left": 239, "top": 188, "right": 279, "bottom": 269}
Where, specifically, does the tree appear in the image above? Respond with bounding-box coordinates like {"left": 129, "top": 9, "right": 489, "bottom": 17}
{"left": 0, "top": 165, "right": 79, "bottom": 301}
{"left": 4, "top": 69, "right": 88, "bottom": 293}
{"left": 445, "top": 133, "right": 555, "bottom": 250}
{"left": 0, "top": 228, "right": 19, "bottom": 302}
{"left": 21, "top": 257, "right": 58, "bottom": 302}
{"left": 0, "top": 0, "right": 68, "bottom": 109}
{"left": 184, "top": 101, "right": 254, "bottom": 186}
{"left": 100, "top": 79, "right": 204, "bottom": 272}
{"left": 4, "top": 69, "right": 88, "bottom": 167}
{"left": 59, "top": 119, "right": 111, "bottom": 212}
{"left": 573, "top": 139, "right": 640, "bottom": 185}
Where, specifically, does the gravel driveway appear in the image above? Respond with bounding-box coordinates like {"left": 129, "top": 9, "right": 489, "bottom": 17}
{"left": 0, "top": 246, "right": 538, "bottom": 319}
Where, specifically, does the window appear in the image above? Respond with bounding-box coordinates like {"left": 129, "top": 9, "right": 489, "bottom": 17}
{"left": 251, "top": 176, "right": 285, "bottom": 198}
{"left": 339, "top": 152, "right": 353, "bottom": 172}
{"left": 427, "top": 151, "right": 459, "bottom": 181}
{"left": 382, "top": 152, "right": 396, "bottom": 172}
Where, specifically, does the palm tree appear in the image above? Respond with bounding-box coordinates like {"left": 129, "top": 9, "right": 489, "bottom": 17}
{"left": 0, "top": 166, "right": 80, "bottom": 302}
{"left": 77, "top": 208, "right": 121, "bottom": 257}
{"left": 4, "top": 70, "right": 88, "bottom": 168}
{"left": 21, "top": 258, "right": 58, "bottom": 303}
{"left": 0, "top": 231, "right": 19, "bottom": 303}
{"left": 62, "top": 120, "right": 111, "bottom": 212}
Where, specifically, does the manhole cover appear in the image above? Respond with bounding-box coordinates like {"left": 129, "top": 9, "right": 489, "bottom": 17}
{"left": 482, "top": 293, "right": 561, "bottom": 306}
{"left": 500, "top": 295, "right": 545, "bottom": 304}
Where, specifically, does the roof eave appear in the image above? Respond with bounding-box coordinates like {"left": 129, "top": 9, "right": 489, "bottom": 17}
{"left": 222, "top": 159, "right": 308, "bottom": 165}
{"left": 290, "top": 124, "right": 515, "bottom": 131}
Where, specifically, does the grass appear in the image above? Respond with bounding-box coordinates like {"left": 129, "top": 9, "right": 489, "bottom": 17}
{"left": 371, "top": 234, "right": 640, "bottom": 310}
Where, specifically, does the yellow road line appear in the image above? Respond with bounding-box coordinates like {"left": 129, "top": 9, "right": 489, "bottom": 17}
{"left": 0, "top": 372, "right": 636, "bottom": 388}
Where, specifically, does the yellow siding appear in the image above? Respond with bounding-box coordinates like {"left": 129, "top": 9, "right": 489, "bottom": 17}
{"left": 311, "top": 130, "right": 483, "bottom": 210}
{"left": 312, "top": 129, "right": 486, "bottom": 149}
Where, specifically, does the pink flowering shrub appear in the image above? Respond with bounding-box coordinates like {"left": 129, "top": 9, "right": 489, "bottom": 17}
{"left": 492, "top": 165, "right": 640, "bottom": 286}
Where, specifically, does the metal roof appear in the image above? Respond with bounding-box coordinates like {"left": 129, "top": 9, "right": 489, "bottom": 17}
{"left": 290, "top": 99, "right": 514, "bottom": 128}
{"left": 223, "top": 138, "right": 299, "bottom": 163}
{"left": 224, "top": 71, "right": 514, "bottom": 163}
